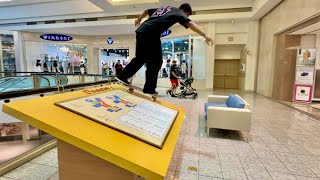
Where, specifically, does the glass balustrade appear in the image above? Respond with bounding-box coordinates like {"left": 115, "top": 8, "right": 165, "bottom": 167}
{"left": 0, "top": 72, "right": 115, "bottom": 93}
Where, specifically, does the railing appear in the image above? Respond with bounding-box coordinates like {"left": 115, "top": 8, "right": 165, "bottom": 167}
{"left": 0, "top": 72, "right": 116, "bottom": 99}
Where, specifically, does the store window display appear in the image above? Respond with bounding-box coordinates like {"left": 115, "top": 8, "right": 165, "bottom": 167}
{"left": 24, "top": 42, "right": 86, "bottom": 73}
{"left": 1, "top": 34, "right": 16, "bottom": 74}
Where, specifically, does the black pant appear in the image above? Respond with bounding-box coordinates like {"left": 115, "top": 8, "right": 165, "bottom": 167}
{"left": 118, "top": 33, "right": 162, "bottom": 92}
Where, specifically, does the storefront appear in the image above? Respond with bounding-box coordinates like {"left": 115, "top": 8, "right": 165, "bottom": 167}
{"left": 24, "top": 41, "right": 87, "bottom": 74}
{"left": 99, "top": 48, "right": 129, "bottom": 76}
{"left": 0, "top": 34, "right": 16, "bottom": 76}
{"left": 20, "top": 33, "right": 87, "bottom": 74}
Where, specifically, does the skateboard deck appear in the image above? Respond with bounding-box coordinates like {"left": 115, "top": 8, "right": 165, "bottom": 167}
{"left": 127, "top": 85, "right": 157, "bottom": 101}
{"left": 116, "top": 80, "right": 158, "bottom": 101}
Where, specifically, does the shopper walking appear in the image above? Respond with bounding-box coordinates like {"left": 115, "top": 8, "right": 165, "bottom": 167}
{"left": 167, "top": 60, "right": 180, "bottom": 97}
{"left": 116, "top": 3, "right": 214, "bottom": 95}
{"left": 114, "top": 60, "right": 123, "bottom": 76}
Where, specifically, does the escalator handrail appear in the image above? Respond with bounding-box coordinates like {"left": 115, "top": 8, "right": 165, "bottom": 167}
{"left": 0, "top": 78, "right": 28, "bottom": 92}
{"left": 0, "top": 77, "right": 25, "bottom": 89}
{"left": 39, "top": 76, "right": 51, "bottom": 87}
{"left": 0, "top": 71, "right": 115, "bottom": 79}
{"left": 0, "top": 79, "right": 117, "bottom": 99}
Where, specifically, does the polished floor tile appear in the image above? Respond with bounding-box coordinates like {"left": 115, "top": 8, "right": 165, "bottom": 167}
{"left": 30, "top": 151, "right": 58, "bottom": 168}
{"left": 3, "top": 162, "right": 57, "bottom": 180}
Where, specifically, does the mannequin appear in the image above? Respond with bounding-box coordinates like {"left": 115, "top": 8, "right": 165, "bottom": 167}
{"left": 43, "top": 56, "right": 48, "bottom": 72}
{"left": 181, "top": 60, "right": 187, "bottom": 79}
{"left": 80, "top": 58, "right": 85, "bottom": 75}
{"left": 52, "top": 58, "right": 58, "bottom": 72}
{"left": 62, "top": 57, "right": 69, "bottom": 74}
{"left": 47, "top": 56, "right": 52, "bottom": 72}
{"left": 36, "top": 57, "right": 42, "bottom": 72}
{"left": 102, "top": 62, "right": 109, "bottom": 76}
{"left": 67, "top": 56, "right": 72, "bottom": 74}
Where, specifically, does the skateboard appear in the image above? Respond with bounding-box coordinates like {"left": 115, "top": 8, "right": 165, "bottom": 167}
{"left": 127, "top": 85, "right": 158, "bottom": 101}
{"left": 116, "top": 80, "right": 158, "bottom": 101}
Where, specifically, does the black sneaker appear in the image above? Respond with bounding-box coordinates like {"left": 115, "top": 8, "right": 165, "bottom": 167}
{"left": 166, "top": 89, "right": 172, "bottom": 95}
{"left": 171, "top": 94, "right": 177, "bottom": 97}
{"left": 116, "top": 76, "right": 131, "bottom": 86}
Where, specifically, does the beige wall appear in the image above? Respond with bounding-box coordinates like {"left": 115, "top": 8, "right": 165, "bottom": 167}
{"left": 245, "top": 20, "right": 260, "bottom": 92}
{"left": 215, "top": 45, "right": 242, "bottom": 59}
{"left": 257, "top": 0, "right": 320, "bottom": 97}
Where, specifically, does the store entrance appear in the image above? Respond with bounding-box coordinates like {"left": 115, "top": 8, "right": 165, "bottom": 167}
{"left": 214, "top": 59, "right": 240, "bottom": 89}
{"left": 99, "top": 48, "right": 129, "bottom": 76}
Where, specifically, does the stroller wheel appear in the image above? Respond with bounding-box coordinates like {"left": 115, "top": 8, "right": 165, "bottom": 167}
{"left": 178, "top": 94, "right": 183, "bottom": 99}
{"left": 193, "top": 93, "right": 198, "bottom": 99}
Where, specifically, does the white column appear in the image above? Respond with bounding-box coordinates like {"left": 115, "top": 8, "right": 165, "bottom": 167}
{"left": 0, "top": 35, "right": 3, "bottom": 73}
{"left": 87, "top": 43, "right": 99, "bottom": 74}
{"left": 315, "top": 32, "right": 320, "bottom": 69}
{"left": 206, "top": 22, "right": 216, "bottom": 89}
{"left": 13, "top": 31, "right": 25, "bottom": 72}
{"left": 245, "top": 20, "right": 260, "bottom": 91}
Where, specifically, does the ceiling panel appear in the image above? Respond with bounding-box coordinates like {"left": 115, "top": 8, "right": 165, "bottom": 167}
{"left": 22, "top": 24, "right": 137, "bottom": 36}
{"left": 0, "top": 0, "right": 67, "bottom": 7}
{"left": 0, "top": 0, "right": 103, "bottom": 20}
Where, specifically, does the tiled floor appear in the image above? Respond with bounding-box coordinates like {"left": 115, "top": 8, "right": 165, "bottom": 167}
{"left": 2, "top": 89, "right": 320, "bottom": 180}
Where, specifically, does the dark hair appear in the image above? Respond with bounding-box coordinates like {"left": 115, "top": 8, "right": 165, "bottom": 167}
{"left": 179, "top": 3, "right": 192, "bottom": 15}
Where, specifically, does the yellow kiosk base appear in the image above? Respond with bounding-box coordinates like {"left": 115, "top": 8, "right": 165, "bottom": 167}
{"left": 2, "top": 84, "right": 186, "bottom": 180}
{"left": 57, "top": 139, "right": 144, "bottom": 180}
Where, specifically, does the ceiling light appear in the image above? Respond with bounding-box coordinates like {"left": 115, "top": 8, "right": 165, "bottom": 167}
{"left": 108, "top": 0, "right": 158, "bottom": 5}
{"left": 0, "top": 0, "right": 12, "bottom": 2}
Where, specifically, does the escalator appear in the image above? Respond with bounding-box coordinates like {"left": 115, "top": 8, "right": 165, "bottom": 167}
{"left": 0, "top": 75, "right": 68, "bottom": 92}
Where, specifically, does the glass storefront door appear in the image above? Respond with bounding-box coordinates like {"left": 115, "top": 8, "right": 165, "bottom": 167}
{"left": 99, "top": 48, "right": 129, "bottom": 76}
{"left": 160, "top": 36, "right": 191, "bottom": 80}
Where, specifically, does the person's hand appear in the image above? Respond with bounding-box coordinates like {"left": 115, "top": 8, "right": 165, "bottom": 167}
{"left": 135, "top": 19, "right": 141, "bottom": 27}
{"left": 204, "top": 35, "right": 214, "bottom": 46}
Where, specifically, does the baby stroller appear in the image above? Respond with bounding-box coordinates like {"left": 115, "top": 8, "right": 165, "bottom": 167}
{"left": 177, "top": 77, "right": 198, "bottom": 99}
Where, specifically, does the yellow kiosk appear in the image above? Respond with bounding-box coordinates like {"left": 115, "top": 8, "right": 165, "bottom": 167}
{"left": 2, "top": 84, "right": 185, "bottom": 180}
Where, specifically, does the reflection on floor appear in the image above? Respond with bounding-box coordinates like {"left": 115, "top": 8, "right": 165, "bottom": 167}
{"left": 0, "top": 134, "right": 54, "bottom": 164}
{"left": 280, "top": 101, "right": 320, "bottom": 120}
{"left": 2, "top": 89, "right": 320, "bottom": 180}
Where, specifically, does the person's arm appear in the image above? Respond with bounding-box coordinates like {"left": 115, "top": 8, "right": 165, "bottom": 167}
{"left": 186, "top": 21, "right": 214, "bottom": 46}
{"left": 135, "top": 8, "right": 156, "bottom": 27}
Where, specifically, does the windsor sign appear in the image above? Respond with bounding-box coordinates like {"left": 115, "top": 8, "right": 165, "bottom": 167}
{"left": 40, "top": 34, "right": 73, "bottom": 41}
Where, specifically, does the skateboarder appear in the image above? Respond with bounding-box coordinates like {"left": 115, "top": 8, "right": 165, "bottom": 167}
{"left": 116, "top": 3, "right": 214, "bottom": 95}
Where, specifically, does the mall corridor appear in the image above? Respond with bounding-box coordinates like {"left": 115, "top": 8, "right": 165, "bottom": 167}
{"left": 0, "top": 0, "right": 320, "bottom": 179}
{"left": 1, "top": 89, "right": 320, "bottom": 180}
